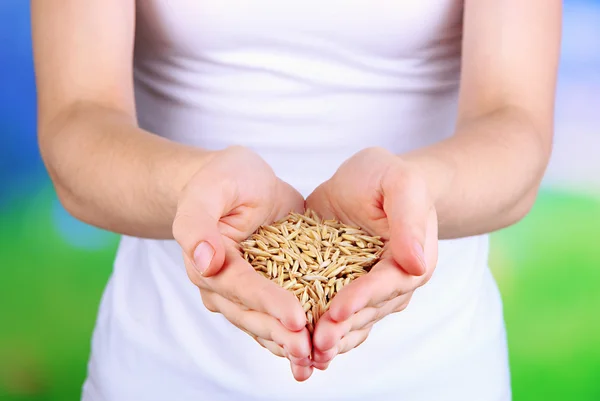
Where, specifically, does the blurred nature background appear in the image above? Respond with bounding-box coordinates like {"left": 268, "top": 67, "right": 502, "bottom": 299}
{"left": 1, "top": 1, "right": 599, "bottom": 400}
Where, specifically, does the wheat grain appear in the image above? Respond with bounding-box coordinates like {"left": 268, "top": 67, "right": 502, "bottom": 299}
{"left": 240, "top": 209, "right": 384, "bottom": 333}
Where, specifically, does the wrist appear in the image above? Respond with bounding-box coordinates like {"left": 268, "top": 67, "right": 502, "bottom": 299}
{"left": 158, "top": 144, "right": 217, "bottom": 217}
{"left": 401, "top": 150, "right": 456, "bottom": 209}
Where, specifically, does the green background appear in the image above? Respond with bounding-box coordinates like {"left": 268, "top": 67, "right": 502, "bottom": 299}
{"left": 1, "top": 187, "right": 599, "bottom": 400}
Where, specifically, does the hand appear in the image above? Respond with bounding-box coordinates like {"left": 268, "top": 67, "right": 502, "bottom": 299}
{"left": 172, "top": 146, "right": 313, "bottom": 381}
{"left": 305, "top": 147, "right": 439, "bottom": 370}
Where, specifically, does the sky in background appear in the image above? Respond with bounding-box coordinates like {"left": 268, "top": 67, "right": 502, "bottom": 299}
{"left": 546, "top": 0, "right": 600, "bottom": 193}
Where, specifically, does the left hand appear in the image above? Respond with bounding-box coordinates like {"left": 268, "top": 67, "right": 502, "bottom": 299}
{"left": 305, "top": 147, "right": 439, "bottom": 370}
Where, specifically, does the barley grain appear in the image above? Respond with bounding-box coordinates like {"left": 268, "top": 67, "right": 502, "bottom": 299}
{"left": 240, "top": 209, "right": 383, "bottom": 333}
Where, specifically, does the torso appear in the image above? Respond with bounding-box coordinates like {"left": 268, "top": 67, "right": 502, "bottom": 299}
{"left": 82, "top": 1, "right": 511, "bottom": 400}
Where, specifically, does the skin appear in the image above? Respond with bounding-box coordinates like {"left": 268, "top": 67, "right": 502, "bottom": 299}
{"left": 31, "top": 0, "right": 313, "bottom": 381}
{"left": 31, "top": 0, "right": 561, "bottom": 382}
{"left": 308, "top": 0, "right": 562, "bottom": 368}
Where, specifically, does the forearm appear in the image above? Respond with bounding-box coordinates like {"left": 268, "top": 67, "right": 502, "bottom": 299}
{"left": 40, "top": 102, "right": 213, "bottom": 238}
{"left": 404, "top": 106, "right": 551, "bottom": 239}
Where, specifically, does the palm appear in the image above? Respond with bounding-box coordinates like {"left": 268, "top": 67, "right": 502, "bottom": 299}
{"left": 306, "top": 148, "right": 439, "bottom": 369}
{"left": 307, "top": 148, "right": 437, "bottom": 275}
{"left": 215, "top": 181, "right": 303, "bottom": 242}
{"left": 184, "top": 147, "right": 303, "bottom": 243}
{"left": 174, "top": 146, "right": 312, "bottom": 381}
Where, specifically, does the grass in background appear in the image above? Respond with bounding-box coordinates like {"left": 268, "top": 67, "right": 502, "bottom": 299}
{"left": 0, "top": 186, "right": 599, "bottom": 401}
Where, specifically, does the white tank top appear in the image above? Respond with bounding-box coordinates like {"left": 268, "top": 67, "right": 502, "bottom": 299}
{"left": 83, "top": 1, "right": 511, "bottom": 400}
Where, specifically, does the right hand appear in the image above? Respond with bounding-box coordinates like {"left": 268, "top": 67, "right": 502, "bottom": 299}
{"left": 172, "top": 146, "right": 314, "bottom": 381}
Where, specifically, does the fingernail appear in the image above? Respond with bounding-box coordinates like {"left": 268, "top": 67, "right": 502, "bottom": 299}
{"left": 193, "top": 242, "right": 214, "bottom": 274}
{"left": 413, "top": 241, "right": 426, "bottom": 273}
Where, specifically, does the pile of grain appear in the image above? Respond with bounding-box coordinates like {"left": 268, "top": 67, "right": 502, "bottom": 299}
{"left": 241, "top": 210, "right": 384, "bottom": 332}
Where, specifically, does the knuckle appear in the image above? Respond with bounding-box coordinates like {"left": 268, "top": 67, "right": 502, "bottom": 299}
{"left": 397, "top": 294, "right": 412, "bottom": 312}
{"left": 255, "top": 337, "right": 267, "bottom": 349}
{"left": 363, "top": 321, "right": 375, "bottom": 331}
{"left": 267, "top": 326, "right": 283, "bottom": 345}
{"left": 235, "top": 312, "right": 249, "bottom": 330}
{"left": 266, "top": 328, "right": 276, "bottom": 343}
{"left": 227, "top": 287, "right": 243, "bottom": 306}
{"left": 373, "top": 299, "right": 388, "bottom": 308}
{"left": 372, "top": 307, "right": 386, "bottom": 322}
{"left": 201, "top": 293, "right": 219, "bottom": 313}
{"left": 386, "top": 287, "right": 403, "bottom": 302}
{"left": 355, "top": 330, "right": 370, "bottom": 348}
{"left": 270, "top": 343, "right": 286, "bottom": 358}
{"left": 226, "top": 311, "right": 244, "bottom": 330}
{"left": 337, "top": 338, "right": 349, "bottom": 355}
{"left": 203, "top": 302, "right": 219, "bottom": 314}
{"left": 225, "top": 276, "right": 247, "bottom": 305}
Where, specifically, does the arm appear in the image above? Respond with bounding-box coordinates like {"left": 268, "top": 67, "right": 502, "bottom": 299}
{"left": 308, "top": 0, "right": 561, "bottom": 359}
{"left": 404, "top": 0, "right": 562, "bottom": 239}
{"left": 32, "top": 2, "right": 313, "bottom": 374}
{"left": 32, "top": 0, "right": 212, "bottom": 239}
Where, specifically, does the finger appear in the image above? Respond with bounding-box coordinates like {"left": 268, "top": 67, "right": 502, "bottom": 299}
{"left": 275, "top": 180, "right": 306, "bottom": 218}
{"left": 305, "top": 182, "right": 338, "bottom": 220}
{"left": 255, "top": 334, "right": 312, "bottom": 367}
{"left": 215, "top": 180, "right": 304, "bottom": 241}
{"left": 337, "top": 327, "right": 371, "bottom": 355}
{"left": 173, "top": 181, "right": 229, "bottom": 278}
{"left": 199, "top": 288, "right": 220, "bottom": 312}
{"left": 312, "top": 345, "right": 338, "bottom": 364}
{"left": 312, "top": 314, "right": 351, "bottom": 355}
{"left": 381, "top": 165, "right": 431, "bottom": 276}
{"left": 312, "top": 307, "right": 379, "bottom": 352}
{"left": 288, "top": 355, "right": 313, "bottom": 367}
{"left": 312, "top": 361, "right": 331, "bottom": 371}
{"left": 290, "top": 361, "right": 313, "bottom": 382}
{"left": 327, "top": 258, "right": 417, "bottom": 322}
{"left": 315, "top": 290, "right": 412, "bottom": 357}
{"left": 314, "top": 327, "right": 371, "bottom": 365}
{"left": 255, "top": 337, "right": 286, "bottom": 357}
{"left": 208, "top": 246, "right": 308, "bottom": 331}
{"left": 206, "top": 291, "right": 311, "bottom": 358}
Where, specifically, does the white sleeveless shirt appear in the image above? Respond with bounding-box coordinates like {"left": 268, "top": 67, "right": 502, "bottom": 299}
{"left": 82, "top": 1, "right": 511, "bottom": 400}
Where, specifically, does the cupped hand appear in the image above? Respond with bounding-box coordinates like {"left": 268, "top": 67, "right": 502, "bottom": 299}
{"left": 305, "top": 147, "right": 439, "bottom": 370}
{"left": 172, "top": 146, "right": 313, "bottom": 381}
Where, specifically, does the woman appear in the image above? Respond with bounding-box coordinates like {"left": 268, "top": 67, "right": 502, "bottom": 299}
{"left": 31, "top": 1, "right": 561, "bottom": 400}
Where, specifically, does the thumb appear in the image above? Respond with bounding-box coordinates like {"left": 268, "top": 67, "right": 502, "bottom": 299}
{"left": 383, "top": 173, "right": 429, "bottom": 277}
{"left": 305, "top": 182, "right": 336, "bottom": 220}
{"left": 173, "top": 197, "right": 226, "bottom": 278}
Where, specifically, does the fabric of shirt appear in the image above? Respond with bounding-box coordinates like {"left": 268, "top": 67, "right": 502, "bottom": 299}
{"left": 82, "top": 1, "right": 511, "bottom": 400}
